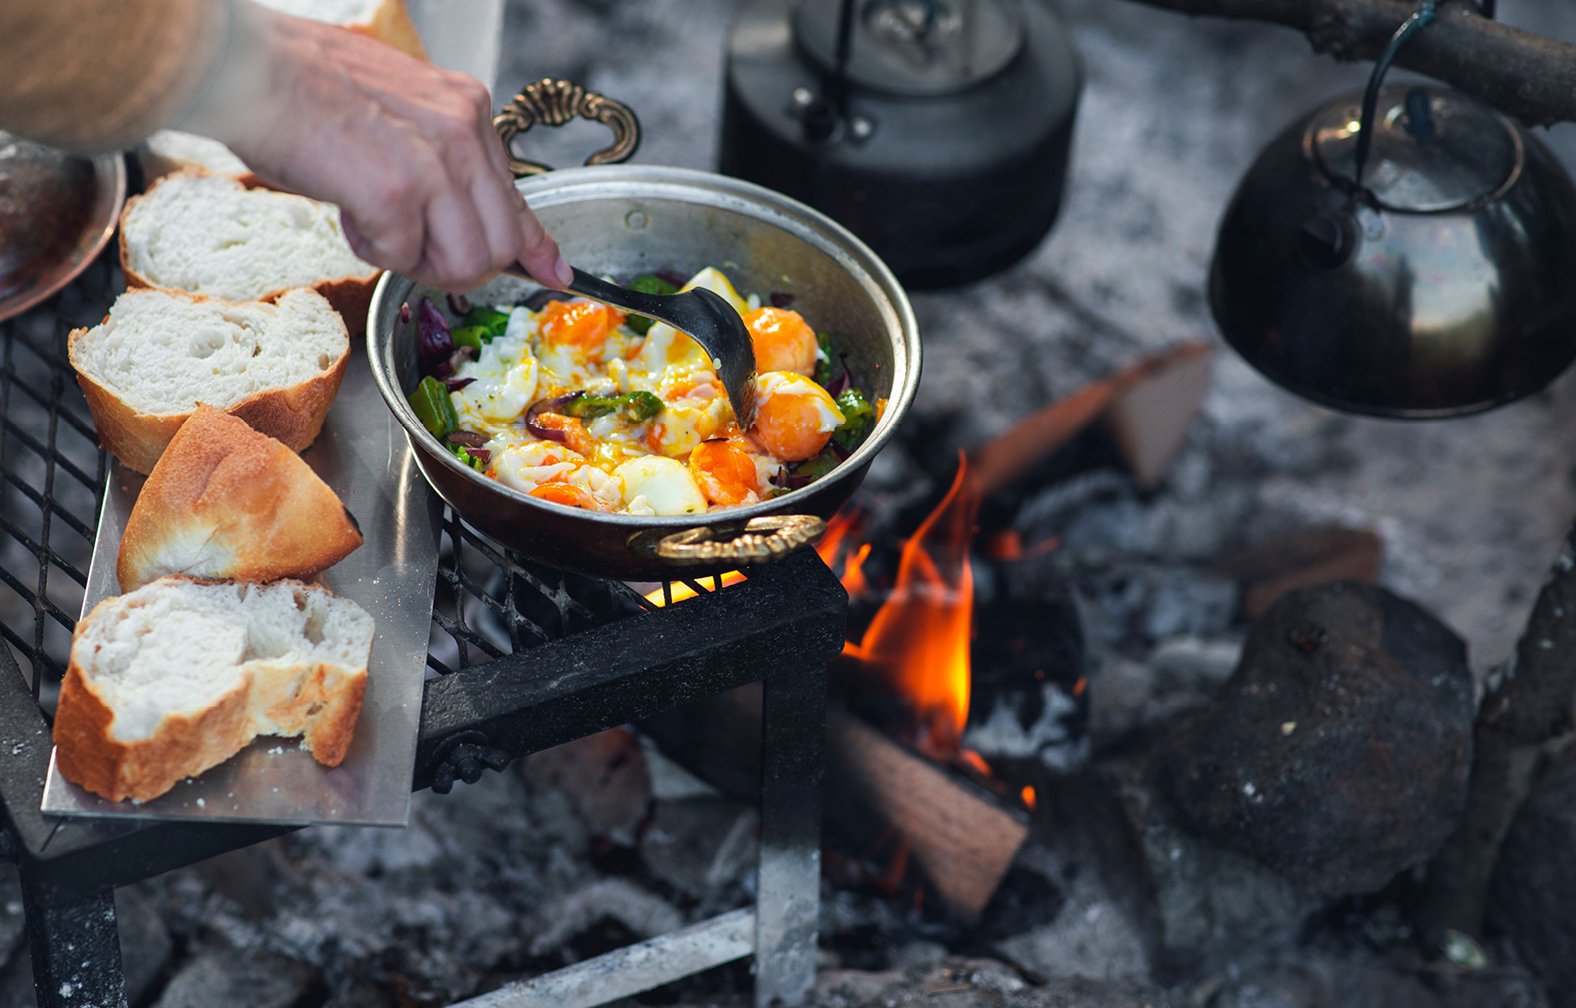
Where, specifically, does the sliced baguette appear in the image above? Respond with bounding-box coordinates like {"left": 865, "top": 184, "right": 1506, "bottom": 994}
{"left": 255, "top": 0, "right": 429, "bottom": 59}
{"left": 69, "top": 288, "right": 349, "bottom": 474}
{"left": 119, "top": 168, "right": 381, "bottom": 336}
{"left": 54, "top": 577, "right": 376, "bottom": 803}
{"left": 138, "top": 129, "right": 258, "bottom": 185}
{"left": 117, "top": 406, "right": 364, "bottom": 591}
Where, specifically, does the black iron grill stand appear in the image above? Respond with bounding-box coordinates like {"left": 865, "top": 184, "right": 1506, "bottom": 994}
{"left": 0, "top": 257, "right": 842, "bottom": 1008}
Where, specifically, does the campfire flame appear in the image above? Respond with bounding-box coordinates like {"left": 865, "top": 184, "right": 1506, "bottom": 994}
{"left": 832, "top": 458, "right": 982, "bottom": 762}
{"left": 644, "top": 571, "right": 747, "bottom": 607}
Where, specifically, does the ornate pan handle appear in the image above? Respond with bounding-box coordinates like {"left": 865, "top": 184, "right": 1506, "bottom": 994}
{"left": 493, "top": 79, "right": 641, "bottom": 177}
{"left": 637, "top": 515, "right": 828, "bottom": 566}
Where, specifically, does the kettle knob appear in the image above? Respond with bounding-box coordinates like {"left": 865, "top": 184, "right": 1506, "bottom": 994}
{"left": 1297, "top": 211, "right": 1358, "bottom": 271}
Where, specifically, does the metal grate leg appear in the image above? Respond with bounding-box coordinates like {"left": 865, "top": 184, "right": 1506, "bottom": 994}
{"left": 754, "top": 662, "right": 826, "bottom": 1008}
{"left": 19, "top": 871, "right": 127, "bottom": 1008}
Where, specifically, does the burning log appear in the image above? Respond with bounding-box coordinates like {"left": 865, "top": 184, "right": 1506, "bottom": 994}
{"left": 968, "top": 342, "right": 1211, "bottom": 499}
{"left": 1215, "top": 526, "right": 1383, "bottom": 619}
{"left": 642, "top": 689, "right": 1031, "bottom": 923}
{"left": 1123, "top": 0, "right": 1576, "bottom": 128}
{"left": 823, "top": 707, "right": 1030, "bottom": 921}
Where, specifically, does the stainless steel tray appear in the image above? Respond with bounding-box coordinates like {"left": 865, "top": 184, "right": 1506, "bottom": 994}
{"left": 40, "top": 350, "right": 442, "bottom": 826}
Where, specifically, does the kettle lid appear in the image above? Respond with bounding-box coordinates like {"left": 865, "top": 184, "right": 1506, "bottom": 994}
{"left": 793, "top": 0, "right": 1026, "bottom": 97}
{"left": 1308, "top": 84, "right": 1523, "bottom": 213}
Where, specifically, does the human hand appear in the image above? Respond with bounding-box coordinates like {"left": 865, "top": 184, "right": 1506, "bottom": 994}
{"left": 211, "top": 4, "right": 571, "bottom": 292}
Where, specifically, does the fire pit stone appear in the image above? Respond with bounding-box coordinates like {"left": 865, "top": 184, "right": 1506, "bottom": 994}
{"left": 1158, "top": 582, "right": 1474, "bottom": 897}
{"left": 1102, "top": 756, "right": 1323, "bottom": 983}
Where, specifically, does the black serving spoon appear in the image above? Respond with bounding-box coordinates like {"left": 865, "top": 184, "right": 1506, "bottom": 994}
{"left": 506, "top": 264, "right": 758, "bottom": 429}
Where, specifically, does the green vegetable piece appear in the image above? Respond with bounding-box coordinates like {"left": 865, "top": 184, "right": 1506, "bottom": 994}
{"left": 618, "top": 391, "right": 664, "bottom": 422}
{"left": 629, "top": 275, "right": 678, "bottom": 296}
{"left": 814, "top": 332, "right": 838, "bottom": 387}
{"left": 448, "top": 443, "right": 486, "bottom": 471}
{"left": 464, "top": 306, "right": 511, "bottom": 335}
{"left": 563, "top": 394, "right": 616, "bottom": 420}
{"left": 624, "top": 277, "right": 675, "bottom": 337}
{"left": 794, "top": 447, "right": 842, "bottom": 481}
{"left": 409, "top": 376, "right": 459, "bottom": 437}
{"left": 564, "top": 391, "right": 664, "bottom": 424}
{"left": 832, "top": 389, "right": 874, "bottom": 450}
{"left": 450, "top": 325, "right": 486, "bottom": 351}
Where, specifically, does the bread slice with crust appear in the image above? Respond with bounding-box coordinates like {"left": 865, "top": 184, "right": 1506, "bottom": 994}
{"left": 138, "top": 130, "right": 259, "bottom": 185}
{"left": 119, "top": 169, "right": 382, "bottom": 337}
{"left": 54, "top": 577, "right": 376, "bottom": 803}
{"left": 117, "top": 406, "right": 364, "bottom": 591}
{"left": 69, "top": 287, "right": 349, "bottom": 474}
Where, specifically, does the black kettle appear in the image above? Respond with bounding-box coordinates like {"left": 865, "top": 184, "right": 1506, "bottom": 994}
{"left": 719, "top": 0, "right": 1083, "bottom": 289}
{"left": 1210, "top": 4, "right": 1576, "bottom": 417}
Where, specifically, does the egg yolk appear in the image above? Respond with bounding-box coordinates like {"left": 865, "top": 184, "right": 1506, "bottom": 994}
{"left": 749, "top": 372, "right": 845, "bottom": 461}
{"left": 689, "top": 439, "right": 760, "bottom": 506}
{"left": 529, "top": 482, "right": 603, "bottom": 510}
{"left": 539, "top": 300, "right": 626, "bottom": 358}
{"left": 743, "top": 307, "right": 818, "bottom": 377}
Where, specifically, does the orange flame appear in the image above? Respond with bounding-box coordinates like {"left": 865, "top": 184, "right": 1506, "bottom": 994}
{"left": 843, "top": 457, "right": 981, "bottom": 761}
{"left": 644, "top": 571, "right": 747, "bottom": 606}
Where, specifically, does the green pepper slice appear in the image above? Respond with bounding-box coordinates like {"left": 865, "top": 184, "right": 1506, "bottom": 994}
{"left": 624, "top": 275, "right": 679, "bottom": 336}
{"left": 449, "top": 443, "right": 486, "bottom": 471}
{"left": 564, "top": 390, "right": 664, "bottom": 424}
{"left": 450, "top": 325, "right": 487, "bottom": 351}
{"left": 409, "top": 376, "right": 459, "bottom": 437}
{"left": 814, "top": 332, "right": 839, "bottom": 387}
{"left": 463, "top": 305, "right": 511, "bottom": 336}
{"left": 794, "top": 447, "right": 843, "bottom": 481}
{"left": 832, "top": 388, "right": 874, "bottom": 451}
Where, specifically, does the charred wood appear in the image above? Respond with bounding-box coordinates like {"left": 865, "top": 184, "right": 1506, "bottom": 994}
{"left": 1422, "top": 521, "right": 1576, "bottom": 945}
{"left": 1123, "top": 0, "right": 1576, "bottom": 127}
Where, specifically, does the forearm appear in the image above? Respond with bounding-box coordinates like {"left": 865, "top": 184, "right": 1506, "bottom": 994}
{"left": 0, "top": 0, "right": 228, "bottom": 153}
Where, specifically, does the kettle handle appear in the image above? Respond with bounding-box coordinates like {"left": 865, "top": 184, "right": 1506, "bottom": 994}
{"left": 493, "top": 79, "right": 641, "bottom": 178}
{"left": 1350, "top": 0, "right": 1437, "bottom": 191}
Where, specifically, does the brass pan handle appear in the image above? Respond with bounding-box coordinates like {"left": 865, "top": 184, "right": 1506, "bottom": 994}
{"left": 493, "top": 79, "right": 641, "bottom": 178}
{"left": 644, "top": 515, "right": 828, "bottom": 565}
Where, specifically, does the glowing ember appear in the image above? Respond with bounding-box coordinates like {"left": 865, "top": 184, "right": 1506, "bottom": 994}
{"left": 1021, "top": 785, "right": 1037, "bottom": 811}
{"left": 842, "top": 458, "right": 981, "bottom": 761}
{"left": 644, "top": 571, "right": 747, "bottom": 606}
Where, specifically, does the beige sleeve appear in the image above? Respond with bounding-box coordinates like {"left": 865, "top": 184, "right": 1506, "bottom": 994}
{"left": 0, "top": 0, "right": 229, "bottom": 154}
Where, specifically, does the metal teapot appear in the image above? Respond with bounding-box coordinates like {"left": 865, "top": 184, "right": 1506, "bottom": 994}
{"left": 719, "top": 0, "right": 1082, "bottom": 289}
{"left": 1209, "top": 5, "right": 1576, "bottom": 417}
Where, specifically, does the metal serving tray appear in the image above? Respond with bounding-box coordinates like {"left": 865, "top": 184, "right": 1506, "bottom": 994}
{"left": 40, "top": 349, "right": 442, "bottom": 826}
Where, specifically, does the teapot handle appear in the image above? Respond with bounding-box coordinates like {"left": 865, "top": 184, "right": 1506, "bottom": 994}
{"left": 493, "top": 79, "right": 641, "bottom": 178}
{"left": 1350, "top": 0, "right": 1437, "bottom": 191}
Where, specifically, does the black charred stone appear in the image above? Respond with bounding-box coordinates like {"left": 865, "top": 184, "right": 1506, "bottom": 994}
{"left": 1157, "top": 582, "right": 1474, "bottom": 897}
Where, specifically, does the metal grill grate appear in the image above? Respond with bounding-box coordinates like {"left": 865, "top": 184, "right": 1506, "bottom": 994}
{"left": 0, "top": 251, "right": 750, "bottom": 705}
{"left": 0, "top": 257, "right": 115, "bottom": 700}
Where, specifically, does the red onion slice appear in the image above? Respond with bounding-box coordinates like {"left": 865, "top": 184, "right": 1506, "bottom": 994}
{"left": 524, "top": 392, "right": 583, "bottom": 443}
{"left": 418, "top": 298, "right": 453, "bottom": 373}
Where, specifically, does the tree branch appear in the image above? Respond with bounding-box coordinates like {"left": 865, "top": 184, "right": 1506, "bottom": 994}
{"left": 1124, "top": 0, "right": 1576, "bottom": 127}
